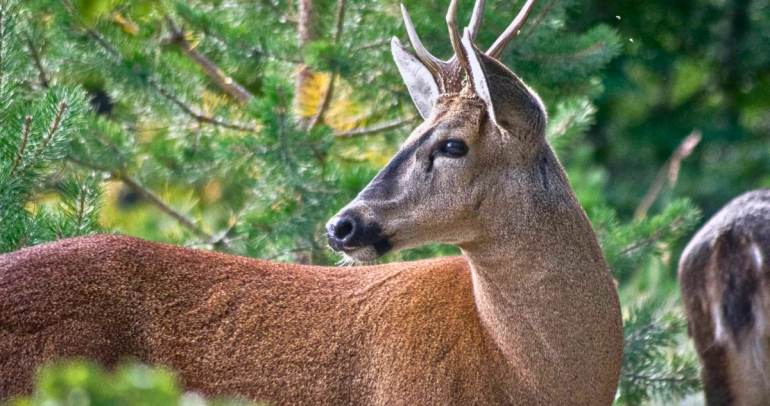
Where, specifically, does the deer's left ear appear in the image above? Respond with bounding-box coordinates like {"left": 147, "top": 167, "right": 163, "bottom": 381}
{"left": 460, "top": 29, "right": 546, "bottom": 136}
{"left": 391, "top": 37, "right": 440, "bottom": 119}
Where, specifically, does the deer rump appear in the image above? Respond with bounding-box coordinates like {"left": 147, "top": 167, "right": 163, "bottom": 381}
{"left": 679, "top": 190, "right": 770, "bottom": 406}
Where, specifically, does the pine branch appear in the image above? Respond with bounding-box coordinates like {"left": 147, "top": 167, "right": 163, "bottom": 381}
{"left": 164, "top": 16, "right": 254, "bottom": 104}
{"left": 520, "top": 0, "right": 557, "bottom": 43}
{"left": 297, "top": 0, "right": 318, "bottom": 49}
{"left": 294, "top": 0, "right": 318, "bottom": 119}
{"left": 67, "top": 155, "right": 231, "bottom": 250}
{"left": 618, "top": 216, "right": 687, "bottom": 257}
{"left": 75, "top": 182, "right": 87, "bottom": 229}
{"left": 307, "top": 0, "right": 348, "bottom": 131}
{"left": 115, "top": 171, "right": 232, "bottom": 250}
{"left": 619, "top": 301, "right": 702, "bottom": 404}
{"left": 623, "top": 321, "right": 657, "bottom": 344}
{"left": 204, "top": 202, "right": 256, "bottom": 250}
{"left": 153, "top": 84, "right": 258, "bottom": 132}
{"left": 622, "top": 373, "right": 697, "bottom": 385}
{"left": 176, "top": 12, "right": 302, "bottom": 64}
{"left": 66, "top": 154, "right": 113, "bottom": 172}
{"left": 0, "top": 2, "right": 5, "bottom": 94}
{"left": 258, "top": 0, "right": 298, "bottom": 25}
{"left": 332, "top": 0, "right": 348, "bottom": 43}
{"left": 265, "top": 246, "right": 314, "bottom": 260}
{"left": 28, "top": 100, "right": 66, "bottom": 164}
{"left": 350, "top": 38, "right": 391, "bottom": 52}
{"left": 548, "top": 110, "right": 576, "bottom": 139}
{"left": 24, "top": 32, "right": 49, "bottom": 88}
{"left": 9, "top": 115, "right": 31, "bottom": 175}
{"left": 60, "top": 0, "right": 256, "bottom": 132}
{"left": 333, "top": 116, "right": 416, "bottom": 137}
{"left": 113, "top": 173, "right": 200, "bottom": 236}
{"left": 518, "top": 42, "right": 606, "bottom": 62}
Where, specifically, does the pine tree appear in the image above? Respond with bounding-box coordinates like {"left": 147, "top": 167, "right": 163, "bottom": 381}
{"left": 0, "top": 0, "right": 98, "bottom": 253}
{"left": 0, "top": 0, "right": 705, "bottom": 403}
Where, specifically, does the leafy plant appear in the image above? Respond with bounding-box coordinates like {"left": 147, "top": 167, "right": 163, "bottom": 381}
{"left": 3, "top": 361, "right": 261, "bottom": 406}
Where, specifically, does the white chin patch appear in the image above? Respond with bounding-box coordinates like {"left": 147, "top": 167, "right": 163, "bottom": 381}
{"left": 338, "top": 246, "right": 380, "bottom": 265}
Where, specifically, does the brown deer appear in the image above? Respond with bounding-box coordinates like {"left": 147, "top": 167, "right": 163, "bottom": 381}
{"left": 0, "top": 0, "right": 623, "bottom": 404}
{"left": 679, "top": 189, "right": 770, "bottom": 406}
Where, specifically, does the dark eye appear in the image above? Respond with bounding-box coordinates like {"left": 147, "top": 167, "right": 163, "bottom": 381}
{"left": 439, "top": 139, "right": 468, "bottom": 157}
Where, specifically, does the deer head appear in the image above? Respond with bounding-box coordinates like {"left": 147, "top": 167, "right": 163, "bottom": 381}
{"left": 326, "top": 0, "right": 547, "bottom": 262}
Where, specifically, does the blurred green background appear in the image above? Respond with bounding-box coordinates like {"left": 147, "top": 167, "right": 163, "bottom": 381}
{"left": 0, "top": 0, "right": 768, "bottom": 404}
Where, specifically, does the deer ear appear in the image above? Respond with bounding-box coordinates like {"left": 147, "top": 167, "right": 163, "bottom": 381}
{"left": 460, "top": 29, "right": 546, "bottom": 136}
{"left": 391, "top": 37, "right": 439, "bottom": 119}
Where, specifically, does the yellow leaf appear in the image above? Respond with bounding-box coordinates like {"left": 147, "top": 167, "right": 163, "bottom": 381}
{"left": 294, "top": 68, "right": 330, "bottom": 119}
{"left": 112, "top": 12, "right": 139, "bottom": 35}
{"left": 186, "top": 30, "right": 202, "bottom": 50}
{"left": 293, "top": 68, "right": 373, "bottom": 132}
{"left": 201, "top": 90, "right": 226, "bottom": 116}
{"left": 325, "top": 79, "right": 366, "bottom": 132}
{"left": 202, "top": 181, "right": 222, "bottom": 204}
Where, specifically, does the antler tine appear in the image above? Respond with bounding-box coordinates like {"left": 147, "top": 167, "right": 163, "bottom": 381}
{"left": 400, "top": 4, "right": 444, "bottom": 77}
{"left": 446, "top": 0, "right": 470, "bottom": 72}
{"left": 486, "top": 0, "right": 537, "bottom": 59}
{"left": 467, "top": 0, "right": 487, "bottom": 42}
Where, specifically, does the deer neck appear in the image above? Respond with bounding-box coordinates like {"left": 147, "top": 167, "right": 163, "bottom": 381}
{"left": 459, "top": 145, "right": 614, "bottom": 385}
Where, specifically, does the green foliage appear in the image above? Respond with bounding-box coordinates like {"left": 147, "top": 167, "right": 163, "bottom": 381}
{"left": 0, "top": 0, "right": 745, "bottom": 403}
{"left": 75, "top": 0, "right": 127, "bottom": 23}
{"left": 594, "top": 199, "right": 702, "bottom": 285}
{"left": 581, "top": 0, "right": 770, "bottom": 220}
{"left": 618, "top": 300, "right": 701, "bottom": 405}
{"left": 303, "top": 41, "right": 353, "bottom": 76}
{"left": 3, "top": 361, "right": 259, "bottom": 406}
{"left": 0, "top": 0, "right": 99, "bottom": 253}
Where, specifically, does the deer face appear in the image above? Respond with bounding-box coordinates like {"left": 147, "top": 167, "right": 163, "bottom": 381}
{"left": 327, "top": 0, "right": 546, "bottom": 262}
{"left": 327, "top": 96, "right": 490, "bottom": 261}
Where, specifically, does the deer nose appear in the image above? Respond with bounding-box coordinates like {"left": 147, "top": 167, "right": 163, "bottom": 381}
{"left": 326, "top": 215, "right": 358, "bottom": 251}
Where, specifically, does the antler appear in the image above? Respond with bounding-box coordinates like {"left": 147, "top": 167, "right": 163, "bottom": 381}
{"left": 400, "top": 4, "right": 446, "bottom": 79}
{"left": 446, "top": 0, "right": 470, "bottom": 71}
{"left": 486, "top": 0, "right": 537, "bottom": 58}
{"left": 399, "top": 0, "right": 537, "bottom": 91}
{"left": 467, "top": 0, "right": 487, "bottom": 41}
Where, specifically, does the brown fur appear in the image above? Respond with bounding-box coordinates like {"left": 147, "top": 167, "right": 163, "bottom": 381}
{"left": 0, "top": 235, "right": 536, "bottom": 404}
{"left": 679, "top": 189, "right": 770, "bottom": 406}
{"left": 1, "top": 1, "right": 624, "bottom": 402}
{"left": 1, "top": 223, "right": 621, "bottom": 404}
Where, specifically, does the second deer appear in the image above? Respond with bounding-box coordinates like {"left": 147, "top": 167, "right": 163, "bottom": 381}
{"left": 680, "top": 189, "right": 770, "bottom": 406}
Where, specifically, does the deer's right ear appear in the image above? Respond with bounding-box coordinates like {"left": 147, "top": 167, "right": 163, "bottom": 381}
{"left": 391, "top": 37, "right": 439, "bottom": 119}
{"left": 461, "top": 29, "right": 546, "bottom": 134}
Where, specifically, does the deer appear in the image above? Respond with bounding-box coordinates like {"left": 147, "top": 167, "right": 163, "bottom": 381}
{"left": 679, "top": 189, "right": 770, "bottom": 406}
{"left": 0, "top": 0, "right": 623, "bottom": 404}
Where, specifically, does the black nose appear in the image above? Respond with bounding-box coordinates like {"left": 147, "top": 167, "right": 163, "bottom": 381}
{"left": 326, "top": 213, "right": 391, "bottom": 256}
{"left": 328, "top": 216, "right": 357, "bottom": 250}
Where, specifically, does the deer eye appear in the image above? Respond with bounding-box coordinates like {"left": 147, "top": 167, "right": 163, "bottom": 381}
{"left": 439, "top": 140, "right": 468, "bottom": 158}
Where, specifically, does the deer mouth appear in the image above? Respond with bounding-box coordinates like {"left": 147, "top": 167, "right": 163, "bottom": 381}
{"left": 332, "top": 236, "right": 392, "bottom": 262}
